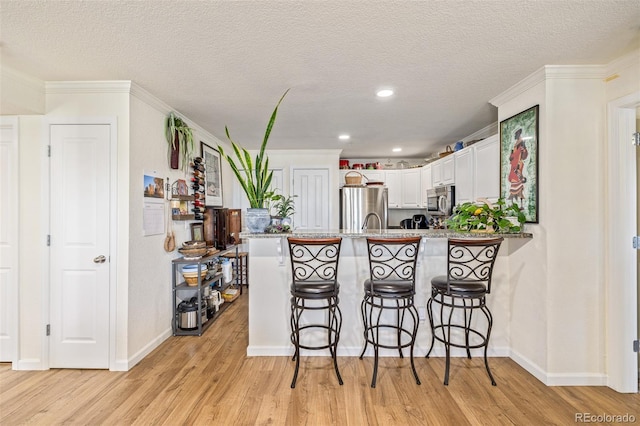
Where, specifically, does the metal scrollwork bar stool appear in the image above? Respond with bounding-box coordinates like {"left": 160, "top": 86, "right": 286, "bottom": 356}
{"left": 287, "top": 237, "right": 343, "bottom": 389}
{"left": 426, "top": 237, "right": 503, "bottom": 386}
{"left": 360, "top": 236, "right": 422, "bottom": 388}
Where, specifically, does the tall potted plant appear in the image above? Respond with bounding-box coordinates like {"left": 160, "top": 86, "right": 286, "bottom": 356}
{"left": 166, "top": 112, "right": 195, "bottom": 172}
{"left": 218, "top": 89, "right": 289, "bottom": 232}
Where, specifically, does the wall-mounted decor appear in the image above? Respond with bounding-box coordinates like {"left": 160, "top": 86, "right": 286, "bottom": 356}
{"left": 499, "top": 105, "right": 539, "bottom": 223}
{"left": 190, "top": 222, "right": 204, "bottom": 242}
{"left": 201, "top": 142, "right": 223, "bottom": 207}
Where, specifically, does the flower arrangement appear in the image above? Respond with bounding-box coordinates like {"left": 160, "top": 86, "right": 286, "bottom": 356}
{"left": 446, "top": 198, "right": 526, "bottom": 233}
{"left": 264, "top": 223, "right": 291, "bottom": 233}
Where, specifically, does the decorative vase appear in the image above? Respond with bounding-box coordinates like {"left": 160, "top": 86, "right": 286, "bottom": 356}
{"left": 246, "top": 208, "right": 271, "bottom": 233}
{"left": 281, "top": 217, "right": 292, "bottom": 227}
{"left": 170, "top": 134, "right": 180, "bottom": 169}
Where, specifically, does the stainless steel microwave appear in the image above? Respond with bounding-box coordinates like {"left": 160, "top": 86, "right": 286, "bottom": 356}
{"left": 426, "top": 186, "right": 455, "bottom": 216}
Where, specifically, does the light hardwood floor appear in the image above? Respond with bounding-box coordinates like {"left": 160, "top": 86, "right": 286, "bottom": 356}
{"left": 1, "top": 290, "right": 638, "bottom": 425}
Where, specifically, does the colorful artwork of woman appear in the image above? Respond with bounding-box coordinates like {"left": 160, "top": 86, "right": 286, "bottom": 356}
{"left": 508, "top": 128, "right": 528, "bottom": 203}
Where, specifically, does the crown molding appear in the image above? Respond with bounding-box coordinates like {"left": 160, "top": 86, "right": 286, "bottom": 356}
{"left": 490, "top": 65, "right": 607, "bottom": 107}
{"left": 463, "top": 121, "right": 498, "bottom": 142}
{"left": 605, "top": 49, "right": 640, "bottom": 77}
{"left": 45, "top": 80, "right": 132, "bottom": 94}
{"left": 1, "top": 65, "right": 45, "bottom": 91}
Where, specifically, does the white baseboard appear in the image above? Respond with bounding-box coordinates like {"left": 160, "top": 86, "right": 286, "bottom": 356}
{"left": 509, "top": 349, "right": 607, "bottom": 386}
{"left": 15, "top": 358, "right": 45, "bottom": 370}
{"left": 116, "top": 328, "right": 172, "bottom": 371}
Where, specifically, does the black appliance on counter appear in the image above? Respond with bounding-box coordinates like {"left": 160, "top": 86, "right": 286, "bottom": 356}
{"left": 400, "top": 214, "right": 429, "bottom": 229}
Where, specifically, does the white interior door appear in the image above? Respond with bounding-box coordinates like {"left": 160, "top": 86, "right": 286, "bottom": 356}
{"left": 0, "top": 117, "right": 18, "bottom": 363}
{"left": 291, "top": 168, "right": 329, "bottom": 230}
{"left": 50, "top": 124, "right": 110, "bottom": 368}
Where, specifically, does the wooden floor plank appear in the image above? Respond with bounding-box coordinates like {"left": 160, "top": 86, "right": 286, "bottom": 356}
{"left": 1, "top": 289, "right": 638, "bottom": 425}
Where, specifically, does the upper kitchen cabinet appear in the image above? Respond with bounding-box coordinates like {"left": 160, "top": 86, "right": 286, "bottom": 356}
{"left": 446, "top": 134, "right": 500, "bottom": 205}
{"left": 400, "top": 168, "right": 421, "bottom": 208}
{"left": 472, "top": 134, "right": 500, "bottom": 202}
{"left": 420, "top": 165, "right": 432, "bottom": 207}
{"left": 454, "top": 148, "right": 474, "bottom": 204}
{"left": 384, "top": 170, "right": 401, "bottom": 208}
{"left": 431, "top": 155, "right": 455, "bottom": 187}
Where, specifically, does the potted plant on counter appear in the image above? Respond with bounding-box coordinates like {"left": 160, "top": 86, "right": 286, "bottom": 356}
{"left": 272, "top": 194, "right": 296, "bottom": 228}
{"left": 218, "top": 89, "right": 289, "bottom": 233}
{"left": 446, "top": 198, "right": 525, "bottom": 233}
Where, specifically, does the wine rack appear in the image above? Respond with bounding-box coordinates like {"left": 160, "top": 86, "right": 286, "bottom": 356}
{"left": 191, "top": 157, "right": 205, "bottom": 220}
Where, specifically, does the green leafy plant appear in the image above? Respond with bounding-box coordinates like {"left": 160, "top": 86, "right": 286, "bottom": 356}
{"left": 446, "top": 198, "right": 526, "bottom": 233}
{"left": 218, "top": 89, "right": 290, "bottom": 208}
{"left": 166, "top": 112, "right": 195, "bottom": 172}
{"left": 272, "top": 194, "right": 297, "bottom": 218}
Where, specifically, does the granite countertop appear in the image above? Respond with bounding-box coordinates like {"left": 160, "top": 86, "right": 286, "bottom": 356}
{"left": 240, "top": 229, "right": 533, "bottom": 239}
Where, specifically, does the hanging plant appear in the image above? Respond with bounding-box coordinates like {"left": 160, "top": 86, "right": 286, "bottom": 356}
{"left": 165, "top": 112, "right": 195, "bottom": 171}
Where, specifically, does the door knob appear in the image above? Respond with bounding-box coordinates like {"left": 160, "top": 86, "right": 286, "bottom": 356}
{"left": 93, "top": 255, "right": 106, "bottom": 264}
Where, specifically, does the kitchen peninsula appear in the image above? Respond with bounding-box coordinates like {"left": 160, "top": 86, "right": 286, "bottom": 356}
{"left": 242, "top": 229, "right": 532, "bottom": 358}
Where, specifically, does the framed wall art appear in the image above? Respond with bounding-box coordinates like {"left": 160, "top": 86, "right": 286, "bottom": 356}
{"left": 201, "top": 142, "right": 223, "bottom": 207}
{"left": 499, "top": 105, "right": 539, "bottom": 223}
{"left": 190, "top": 222, "right": 204, "bottom": 242}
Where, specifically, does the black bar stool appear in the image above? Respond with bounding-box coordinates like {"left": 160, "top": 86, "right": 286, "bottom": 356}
{"left": 360, "top": 236, "right": 422, "bottom": 388}
{"left": 287, "top": 237, "right": 343, "bottom": 388}
{"left": 426, "top": 237, "right": 504, "bottom": 386}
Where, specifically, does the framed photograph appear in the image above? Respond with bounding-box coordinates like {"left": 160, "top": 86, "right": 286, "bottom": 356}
{"left": 201, "top": 142, "right": 223, "bottom": 207}
{"left": 190, "top": 223, "right": 204, "bottom": 242}
{"left": 143, "top": 173, "right": 164, "bottom": 199}
{"left": 499, "top": 105, "right": 539, "bottom": 223}
{"left": 176, "top": 179, "right": 188, "bottom": 196}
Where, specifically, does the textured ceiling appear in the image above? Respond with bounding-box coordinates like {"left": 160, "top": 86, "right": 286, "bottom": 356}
{"left": 1, "top": 0, "right": 639, "bottom": 158}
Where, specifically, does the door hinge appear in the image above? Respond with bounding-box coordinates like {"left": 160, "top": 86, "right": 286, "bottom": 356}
{"left": 47, "top": 145, "right": 51, "bottom": 157}
{"left": 46, "top": 324, "right": 50, "bottom": 336}
{"left": 633, "top": 132, "right": 640, "bottom": 146}
{"left": 47, "top": 235, "right": 50, "bottom": 246}
{"left": 634, "top": 236, "right": 640, "bottom": 250}
{"left": 634, "top": 340, "right": 639, "bottom": 353}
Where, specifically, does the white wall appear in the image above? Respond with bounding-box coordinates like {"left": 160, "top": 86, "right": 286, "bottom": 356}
{"left": 127, "top": 89, "right": 227, "bottom": 365}
{"left": 492, "top": 78, "right": 549, "bottom": 378}
{"left": 491, "top": 62, "right": 633, "bottom": 385}
{"left": 16, "top": 116, "right": 45, "bottom": 368}
{"left": 0, "top": 66, "right": 45, "bottom": 115}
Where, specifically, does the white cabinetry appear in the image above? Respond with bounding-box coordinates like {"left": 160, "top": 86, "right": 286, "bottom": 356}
{"left": 420, "top": 165, "right": 432, "bottom": 207}
{"left": 400, "top": 168, "right": 421, "bottom": 208}
{"left": 431, "top": 155, "right": 455, "bottom": 187}
{"left": 473, "top": 135, "right": 500, "bottom": 202}
{"left": 454, "top": 149, "right": 474, "bottom": 204}
{"left": 384, "top": 170, "right": 401, "bottom": 208}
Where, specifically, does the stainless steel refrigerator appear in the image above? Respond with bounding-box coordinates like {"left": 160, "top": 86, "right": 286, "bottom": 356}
{"left": 340, "top": 186, "right": 388, "bottom": 231}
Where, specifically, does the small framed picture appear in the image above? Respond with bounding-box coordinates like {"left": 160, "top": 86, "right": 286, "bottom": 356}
{"left": 176, "top": 179, "right": 188, "bottom": 196}
{"left": 190, "top": 223, "right": 204, "bottom": 242}
{"left": 201, "top": 142, "right": 223, "bottom": 207}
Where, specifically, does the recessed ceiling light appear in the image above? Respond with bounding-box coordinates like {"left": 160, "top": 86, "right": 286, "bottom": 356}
{"left": 376, "top": 89, "right": 394, "bottom": 98}
{"left": 338, "top": 134, "right": 350, "bottom": 140}
{"left": 392, "top": 147, "right": 402, "bottom": 152}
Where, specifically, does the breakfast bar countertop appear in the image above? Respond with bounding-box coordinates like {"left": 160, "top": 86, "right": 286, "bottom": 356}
{"left": 240, "top": 229, "right": 533, "bottom": 239}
